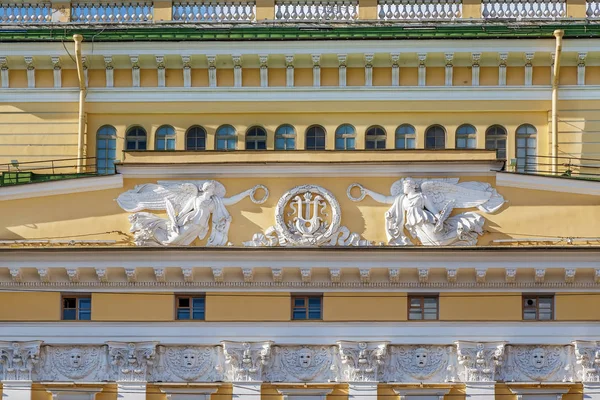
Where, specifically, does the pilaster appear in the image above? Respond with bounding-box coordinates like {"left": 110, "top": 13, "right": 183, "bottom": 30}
{"left": 0, "top": 56, "right": 9, "bottom": 88}
{"left": 338, "top": 54, "right": 347, "bottom": 87}
{"left": 391, "top": 53, "right": 400, "bottom": 86}
{"left": 312, "top": 54, "right": 321, "bottom": 87}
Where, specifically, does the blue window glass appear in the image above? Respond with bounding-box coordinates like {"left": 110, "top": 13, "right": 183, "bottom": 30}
{"left": 335, "top": 124, "right": 356, "bottom": 150}
{"left": 275, "top": 125, "right": 296, "bottom": 150}
{"left": 292, "top": 296, "right": 322, "bottom": 320}
{"left": 62, "top": 296, "right": 91, "bottom": 321}
{"left": 216, "top": 125, "right": 237, "bottom": 151}
{"left": 485, "top": 125, "right": 507, "bottom": 160}
{"left": 365, "top": 126, "right": 386, "bottom": 150}
{"left": 425, "top": 125, "right": 446, "bottom": 149}
{"left": 156, "top": 125, "right": 176, "bottom": 151}
{"left": 186, "top": 126, "right": 206, "bottom": 151}
{"left": 306, "top": 126, "right": 326, "bottom": 150}
{"left": 456, "top": 124, "right": 477, "bottom": 149}
{"left": 395, "top": 124, "right": 416, "bottom": 149}
{"left": 97, "top": 125, "right": 117, "bottom": 175}
{"left": 126, "top": 126, "right": 147, "bottom": 151}
{"left": 246, "top": 126, "right": 267, "bottom": 150}
{"left": 177, "top": 296, "right": 205, "bottom": 320}
{"left": 516, "top": 124, "right": 537, "bottom": 173}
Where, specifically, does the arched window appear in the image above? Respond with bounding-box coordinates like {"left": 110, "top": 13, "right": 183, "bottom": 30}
{"left": 275, "top": 124, "right": 296, "bottom": 150}
{"left": 185, "top": 126, "right": 206, "bottom": 151}
{"left": 216, "top": 125, "right": 237, "bottom": 151}
{"left": 425, "top": 125, "right": 446, "bottom": 149}
{"left": 516, "top": 124, "right": 537, "bottom": 172}
{"left": 246, "top": 126, "right": 267, "bottom": 150}
{"left": 456, "top": 124, "right": 477, "bottom": 149}
{"left": 306, "top": 125, "right": 326, "bottom": 150}
{"left": 96, "top": 125, "right": 117, "bottom": 175}
{"left": 335, "top": 124, "right": 356, "bottom": 150}
{"left": 125, "top": 126, "right": 147, "bottom": 151}
{"left": 395, "top": 124, "right": 416, "bottom": 149}
{"left": 155, "top": 125, "right": 176, "bottom": 151}
{"left": 365, "top": 126, "right": 386, "bottom": 150}
{"left": 485, "top": 125, "right": 507, "bottom": 160}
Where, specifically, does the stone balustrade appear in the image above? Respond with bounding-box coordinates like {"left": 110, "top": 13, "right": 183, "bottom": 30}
{"left": 0, "top": 0, "right": 592, "bottom": 23}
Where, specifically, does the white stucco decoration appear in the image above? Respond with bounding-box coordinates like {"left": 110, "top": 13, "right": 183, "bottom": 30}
{"left": 266, "top": 345, "right": 339, "bottom": 382}
{"left": 384, "top": 345, "right": 456, "bottom": 383}
{"left": 348, "top": 177, "right": 505, "bottom": 246}
{"left": 117, "top": 180, "right": 268, "bottom": 246}
{"left": 38, "top": 345, "right": 107, "bottom": 381}
{"left": 153, "top": 345, "right": 223, "bottom": 382}
{"left": 501, "top": 345, "right": 574, "bottom": 382}
{"left": 244, "top": 184, "right": 369, "bottom": 247}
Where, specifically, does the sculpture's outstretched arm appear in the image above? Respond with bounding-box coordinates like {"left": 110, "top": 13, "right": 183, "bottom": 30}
{"left": 347, "top": 183, "right": 396, "bottom": 204}
{"left": 222, "top": 184, "right": 269, "bottom": 206}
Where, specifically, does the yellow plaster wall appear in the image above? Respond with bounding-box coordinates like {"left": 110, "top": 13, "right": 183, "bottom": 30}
{"left": 506, "top": 67, "right": 524, "bottom": 85}
{"left": 217, "top": 69, "right": 234, "bottom": 87}
{"left": 166, "top": 68, "right": 184, "bottom": 87}
{"left": 205, "top": 292, "right": 291, "bottom": 321}
{"left": 262, "top": 384, "right": 347, "bottom": 400}
{"left": 192, "top": 68, "right": 209, "bottom": 87}
{"left": 555, "top": 293, "right": 600, "bottom": 320}
{"left": 0, "top": 292, "right": 60, "bottom": 321}
{"left": 373, "top": 67, "right": 392, "bottom": 86}
{"left": 453, "top": 67, "right": 471, "bottom": 86}
{"left": 114, "top": 69, "right": 133, "bottom": 88}
{"left": 9, "top": 70, "right": 27, "bottom": 88}
{"left": 560, "top": 66, "right": 578, "bottom": 85}
{"left": 91, "top": 293, "right": 174, "bottom": 321}
{"left": 347, "top": 67, "right": 365, "bottom": 86}
{"left": 141, "top": 69, "right": 159, "bottom": 87}
{"left": 88, "top": 69, "right": 106, "bottom": 87}
{"left": 480, "top": 67, "right": 499, "bottom": 86}
{"left": 586, "top": 66, "right": 600, "bottom": 85}
{"left": 96, "top": 385, "right": 117, "bottom": 400}
{"left": 323, "top": 293, "right": 407, "bottom": 321}
{"left": 295, "top": 68, "right": 312, "bottom": 86}
{"left": 427, "top": 67, "right": 445, "bottom": 86}
{"left": 439, "top": 293, "right": 522, "bottom": 321}
{"left": 36, "top": 70, "right": 54, "bottom": 88}
{"left": 62, "top": 70, "right": 79, "bottom": 88}
{"left": 321, "top": 67, "right": 338, "bottom": 87}
{"left": 533, "top": 67, "right": 551, "bottom": 85}
{"left": 399, "top": 67, "right": 418, "bottom": 86}
{"left": 269, "top": 68, "right": 286, "bottom": 87}
{"left": 31, "top": 384, "right": 52, "bottom": 400}
{"left": 243, "top": 68, "right": 261, "bottom": 87}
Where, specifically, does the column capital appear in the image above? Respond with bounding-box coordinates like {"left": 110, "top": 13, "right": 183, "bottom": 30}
{"left": 107, "top": 341, "right": 158, "bottom": 382}
{"left": 455, "top": 341, "right": 506, "bottom": 382}
{"left": 0, "top": 341, "right": 42, "bottom": 381}
{"left": 221, "top": 341, "right": 273, "bottom": 381}
{"left": 337, "top": 341, "right": 389, "bottom": 382}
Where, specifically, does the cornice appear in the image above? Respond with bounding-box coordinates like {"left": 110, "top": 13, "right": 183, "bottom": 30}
{"left": 496, "top": 172, "right": 600, "bottom": 196}
{"left": 0, "top": 174, "right": 123, "bottom": 202}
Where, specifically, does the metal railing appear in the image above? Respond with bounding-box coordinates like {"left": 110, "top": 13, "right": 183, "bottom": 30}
{"left": 512, "top": 154, "right": 600, "bottom": 180}
{"left": 0, "top": 157, "right": 111, "bottom": 187}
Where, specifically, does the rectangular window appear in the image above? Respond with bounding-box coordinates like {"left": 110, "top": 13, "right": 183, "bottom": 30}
{"left": 292, "top": 296, "right": 322, "bottom": 320}
{"left": 176, "top": 295, "right": 205, "bottom": 320}
{"left": 523, "top": 295, "right": 553, "bottom": 320}
{"left": 408, "top": 295, "right": 439, "bottom": 320}
{"left": 62, "top": 295, "right": 91, "bottom": 321}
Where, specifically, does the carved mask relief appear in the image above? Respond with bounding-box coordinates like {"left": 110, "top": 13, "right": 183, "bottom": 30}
{"left": 266, "top": 346, "right": 336, "bottom": 382}
{"left": 386, "top": 345, "right": 455, "bottom": 382}
{"left": 503, "top": 345, "right": 573, "bottom": 382}
{"left": 39, "top": 346, "right": 106, "bottom": 381}
{"left": 155, "top": 346, "right": 222, "bottom": 382}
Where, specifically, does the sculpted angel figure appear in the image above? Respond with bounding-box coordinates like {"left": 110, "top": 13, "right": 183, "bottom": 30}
{"left": 117, "top": 180, "right": 268, "bottom": 246}
{"left": 348, "top": 178, "right": 505, "bottom": 246}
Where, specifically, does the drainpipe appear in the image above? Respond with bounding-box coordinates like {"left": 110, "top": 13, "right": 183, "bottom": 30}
{"left": 552, "top": 30, "right": 564, "bottom": 175}
{"left": 73, "top": 34, "right": 86, "bottom": 173}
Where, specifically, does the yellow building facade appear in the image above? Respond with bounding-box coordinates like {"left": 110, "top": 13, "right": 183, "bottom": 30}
{"left": 1, "top": 4, "right": 600, "bottom": 400}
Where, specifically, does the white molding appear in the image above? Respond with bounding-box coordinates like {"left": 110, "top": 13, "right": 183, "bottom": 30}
{"left": 117, "top": 162, "right": 501, "bottom": 178}
{"left": 2, "top": 321, "right": 600, "bottom": 345}
{"left": 496, "top": 172, "right": 600, "bottom": 196}
{"left": 0, "top": 174, "right": 123, "bottom": 202}
{"left": 3, "top": 86, "right": 600, "bottom": 103}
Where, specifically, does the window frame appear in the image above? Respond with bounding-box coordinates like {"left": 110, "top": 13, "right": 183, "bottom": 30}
{"left": 216, "top": 124, "right": 238, "bottom": 151}
{"left": 407, "top": 294, "right": 439, "bottom": 321}
{"left": 291, "top": 295, "right": 323, "bottom": 321}
{"left": 305, "top": 125, "right": 327, "bottom": 151}
{"left": 335, "top": 124, "right": 356, "bottom": 150}
{"left": 245, "top": 126, "right": 268, "bottom": 150}
{"left": 125, "top": 126, "right": 147, "bottom": 151}
{"left": 61, "top": 294, "right": 92, "bottom": 321}
{"left": 425, "top": 125, "right": 446, "bottom": 150}
{"left": 516, "top": 124, "right": 537, "bottom": 173}
{"left": 275, "top": 124, "right": 296, "bottom": 150}
{"left": 522, "top": 294, "right": 554, "bottom": 321}
{"left": 96, "top": 125, "right": 117, "bottom": 175}
{"left": 175, "top": 294, "right": 206, "bottom": 321}
{"left": 455, "top": 124, "right": 477, "bottom": 150}
{"left": 485, "top": 124, "right": 508, "bottom": 160}
{"left": 365, "top": 126, "right": 387, "bottom": 150}
{"left": 395, "top": 124, "right": 416, "bottom": 149}
{"left": 155, "top": 125, "right": 176, "bottom": 151}
{"left": 185, "top": 126, "right": 207, "bottom": 151}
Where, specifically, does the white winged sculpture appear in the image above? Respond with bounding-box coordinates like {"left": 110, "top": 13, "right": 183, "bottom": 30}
{"left": 347, "top": 178, "right": 505, "bottom": 246}
{"left": 117, "top": 180, "right": 268, "bottom": 246}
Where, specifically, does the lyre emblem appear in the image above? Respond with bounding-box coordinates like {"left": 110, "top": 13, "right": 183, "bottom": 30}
{"left": 288, "top": 192, "right": 328, "bottom": 236}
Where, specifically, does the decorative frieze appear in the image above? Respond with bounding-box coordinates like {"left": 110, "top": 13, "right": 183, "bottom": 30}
{"left": 107, "top": 341, "right": 157, "bottom": 382}
{"left": 455, "top": 341, "right": 505, "bottom": 382}
{"left": 0, "top": 341, "right": 596, "bottom": 385}
{"left": 338, "top": 341, "right": 388, "bottom": 382}
{"left": 221, "top": 341, "right": 272, "bottom": 381}
{"left": 0, "top": 341, "right": 42, "bottom": 380}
